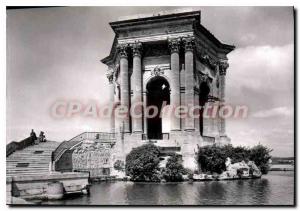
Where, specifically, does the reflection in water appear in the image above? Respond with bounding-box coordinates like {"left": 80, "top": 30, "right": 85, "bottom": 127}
{"left": 42, "top": 171, "right": 294, "bottom": 205}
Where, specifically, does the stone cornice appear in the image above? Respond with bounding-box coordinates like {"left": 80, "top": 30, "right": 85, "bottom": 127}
{"left": 110, "top": 10, "right": 201, "bottom": 31}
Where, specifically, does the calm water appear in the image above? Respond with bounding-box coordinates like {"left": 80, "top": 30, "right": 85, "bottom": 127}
{"left": 43, "top": 171, "right": 294, "bottom": 205}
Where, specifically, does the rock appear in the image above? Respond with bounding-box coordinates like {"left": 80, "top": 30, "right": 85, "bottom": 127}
{"left": 248, "top": 161, "right": 262, "bottom": 177}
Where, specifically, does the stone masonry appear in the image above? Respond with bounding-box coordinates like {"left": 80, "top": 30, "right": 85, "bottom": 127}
{"left": 101, "top": 9, "right": 235, "bottom": 171}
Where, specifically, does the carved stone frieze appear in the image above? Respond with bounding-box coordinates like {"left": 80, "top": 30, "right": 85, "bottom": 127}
{"left": 151, "top": 66, "right": 164, "bottom": 76}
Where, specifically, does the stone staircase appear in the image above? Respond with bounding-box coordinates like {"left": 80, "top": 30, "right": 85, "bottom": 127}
{"left": 6, "top": 141, "right": 60, "bottom": 177}
{"left": 153, "top": 139, "right": 181, "bottom": 155}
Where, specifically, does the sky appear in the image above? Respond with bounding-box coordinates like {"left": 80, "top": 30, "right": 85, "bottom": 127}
{"left": 6, "top": 7, "right": 294, "bottom": 157}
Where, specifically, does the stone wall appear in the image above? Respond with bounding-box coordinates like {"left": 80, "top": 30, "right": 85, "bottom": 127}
{"left": 7, "top": 172, "right": 89, "bottom": 203}
{"left": 72, "top": 140, "right": 113, "bottom": 178}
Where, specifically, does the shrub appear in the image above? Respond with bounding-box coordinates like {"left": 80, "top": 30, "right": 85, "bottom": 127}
{"left": 162, "top": 154, "right": 185, "bottom": 182}
{"left": 197, "top": 145, "right": 227, "bottom": 174}
{"left": 197, "top": 144, "right": 272, "bottom": 174}
{"left": 125, "top": 144, "right": 161, "bottom": 182}
{"left": 249, "top": 144, "right": 272, "bottom": 174}
{"left": 113, "top": 160, "right": 125, "bottom": 172}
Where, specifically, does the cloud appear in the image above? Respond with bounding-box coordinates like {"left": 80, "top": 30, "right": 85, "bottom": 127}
{"left": 227, "top": 44, "right": 294, "bottom": 108}
{"left": 226, "top": 44, "right": 294, "bottom": 156}
{"left": 252, "top": 106, "right": 293, "bottom": 118}
{"left": 240, "top": 33, "right": 256, "bottom": 43}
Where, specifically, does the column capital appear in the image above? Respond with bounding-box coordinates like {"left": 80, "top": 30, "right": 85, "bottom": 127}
{"left": 182, "top": 36, "right": 195, "bottom": 52}
{"left": 218, "top": 60, "right": 229, "bottom": 76}
{"left": 168, "top": 38, "right": 181, "bottom": 53}
{"left": 106, "top": 68, "right": 114, "bottom": 84}
{"left": 117, "top": 44, "right": 129, "bottom": 58}
{"left": 131, "top": 41, "right": 142, "bottom": 57}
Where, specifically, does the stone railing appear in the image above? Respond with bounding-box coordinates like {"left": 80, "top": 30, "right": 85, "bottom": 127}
{"left": 6, "top": 136, "right": 36, "bottom": 157}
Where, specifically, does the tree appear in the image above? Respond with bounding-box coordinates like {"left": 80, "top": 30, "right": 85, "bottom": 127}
{"left": 196, "top": 144, "right": 272, "bottom": 175}
{"left": 162, "top": 154, "right": 185, "bottom": 182}
{"left": 249, "top": 144, "right": 272, "bottom": 174}
{"left": 125, "top": 144, "right": 161, "bottom": 182}
{"left": 197, "top": 145, "right": 227, "bottom": 174}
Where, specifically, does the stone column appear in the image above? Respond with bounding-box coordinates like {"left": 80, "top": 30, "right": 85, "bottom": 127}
{"left": 218, "top": 60, "right": 229, "bottom": 136}
{"left": 194, "top": 92, "right": 200, "bottom": 132}
{"left": 131, "top": 42, "right": 143, "bottom": 133}
{"left": 203, "top": 97, "right": 214, "bottom": 136}
{"left": 143, "top": 92, "right": 147, "bottom": 136}
{"left": 106, "top": 68, "right": 115, "bottom": 133}
{"left": 168, "top": 38, "right": 181, "bottom": 131}
{"left": 118, "top": 44, "right": 130, "bottom": 133}
{"left": 183, "top": 36, "right": 195, "bottom": 131}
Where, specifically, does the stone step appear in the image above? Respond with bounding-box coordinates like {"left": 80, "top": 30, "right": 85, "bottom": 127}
{"left": 7, "top": 155, "right": 52, "bottom": 158}
{"left": 9, "top": 152, "right": 53, "bottom": 154}
{"left": 7, "top": 168, "right": 49, "bottom": 172}
{"left": 7, "top": 172, "right": 51, "bottom": 176}
{"left": 6, "top": 141, "right": 59, "bottom": 177}
{"left": 7, "top": 168, "right": 49, "bottom": 171}
{"left": 7, "top": 162, "right": 50, "bottom": 165}
{"left": 7, "top": 166, "right": 49, "bottom": 169}
{"left": 7, "top": 165, "right": 49, "bottom": 168}
{"left": 7, "top": 159, "right": 51, "bottom": 162}
{"left": 9, "top": 151, "right": 53, "bottom": 154}
{"left": 8, "top": 156, "right": 51, "bottom": 159}
{"left": 7, "top": 169, "right": 49, "bottom": 172}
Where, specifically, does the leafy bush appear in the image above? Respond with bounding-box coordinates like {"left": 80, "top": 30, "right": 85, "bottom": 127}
{"left": 197, "top": 144, "right": 272, "bottom": 174}
{"left": 113, "top": 160, "right": 125, "bottom": 172}
{"left": 249, "top": 144, "right": 272, "bottom": 174}
{"left": 162, "top": 154, "right": 185, "bottom": 182}
{"left": 125, "top": 144, "right": 161, "bottom": 182}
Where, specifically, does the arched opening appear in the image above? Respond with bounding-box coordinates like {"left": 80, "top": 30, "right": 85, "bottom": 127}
{"left": 199, "top": 81, "right": 210, "bottom": 136}
{"left": 146, "top": 76, "right": 170, "bottom": 139}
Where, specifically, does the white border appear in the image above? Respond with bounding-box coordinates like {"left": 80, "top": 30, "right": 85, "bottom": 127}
{"left": 1, "top": 1, "right": 298, "bottom": 211}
